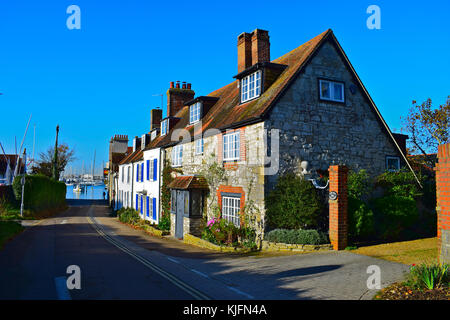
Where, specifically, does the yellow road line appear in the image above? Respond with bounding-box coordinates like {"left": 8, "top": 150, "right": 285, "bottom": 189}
{"left": 86, "top": 214, "right": 210, "bottom": 300}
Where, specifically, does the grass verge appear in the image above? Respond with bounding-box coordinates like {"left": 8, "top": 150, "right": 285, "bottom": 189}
{"left": 350, "top": 237, "right": 438, "bottom": 265}
{"left": 0, "top": 221, "right": 24, "bottom": 249}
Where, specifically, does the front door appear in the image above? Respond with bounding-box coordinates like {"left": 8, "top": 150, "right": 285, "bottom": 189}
{"left": 175, "top": 190, "right": 184, "bottom": 239}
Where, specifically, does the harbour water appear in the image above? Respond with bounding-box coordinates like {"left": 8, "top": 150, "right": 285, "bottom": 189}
{"left": 66, "top": 184, "right": 107, "bottom": 200}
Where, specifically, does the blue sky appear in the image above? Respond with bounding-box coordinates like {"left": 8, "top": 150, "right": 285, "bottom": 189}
{"left": 0, "top": 0, "right": 448, "bottom": 174}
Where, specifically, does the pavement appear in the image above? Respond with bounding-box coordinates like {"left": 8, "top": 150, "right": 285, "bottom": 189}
{"left": 0, "top": 199, "right": 410, "bottom": 300}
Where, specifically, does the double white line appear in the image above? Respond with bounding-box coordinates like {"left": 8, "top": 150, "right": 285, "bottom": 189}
{"left": 86, "top": 213, "right": 210, "bottom": 300}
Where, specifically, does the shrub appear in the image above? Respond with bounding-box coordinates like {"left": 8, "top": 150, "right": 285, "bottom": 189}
{"left": 405, "top": 263, "right": 449, "bottom": 290}
{"left": 158, "top": 214, "right": 170, "bottom": 231}
{"left": 348, "top": 196, "right": 375, "bottom": 240}
{"left": 348, "top": 169, "right": 372, "bottom": 199}
{"left": 12, "top": 174, "right": 66, "bottom": 212}
{"left": 118, "top": 208, "right": 140, "bottom": 224}
{"left": 201, "top": 217, "right": 241, "bottom": 246}
{"left": 265, "top": 229, "right": 328, "bottom": 245}
{"left": 375, "top": 170, "right": 422, "bottom": 198}
{"left": 371, "top": 195, "right": 419, "bottom": 241}
{"left": 266, "top": 173, "right": 323, "bottom": 230}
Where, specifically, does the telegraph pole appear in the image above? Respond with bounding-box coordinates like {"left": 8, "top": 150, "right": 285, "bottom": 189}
{"left": 52, "top": 125, "right": 59, "bottom": 180}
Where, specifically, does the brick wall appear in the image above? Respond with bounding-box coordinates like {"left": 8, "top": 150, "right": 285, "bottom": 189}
{"left": 328, "top": 165, "right": 348, "bottom": 250}
{"left": 435, "top": 143, "right": 450, "bottom": 263}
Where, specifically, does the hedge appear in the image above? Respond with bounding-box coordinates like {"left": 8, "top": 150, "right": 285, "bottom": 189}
{"left": 12, "top": 174, "right": 66, "bottom": 212}
{"left": 265, "top": 229, "right": 329, "bottom": 245}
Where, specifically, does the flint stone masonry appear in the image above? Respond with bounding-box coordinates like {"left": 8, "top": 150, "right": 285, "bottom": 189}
{"left": 261, "top": 240, "right": 332, "bottom": 252}
{"left": 165, "top": 39, "right": 403, "bottom": 242}
{"left": 264, "top": 40, "right": 402, "bottom": 192}
{"left": 165, "top": 122, "right": 266, "bottom": 241}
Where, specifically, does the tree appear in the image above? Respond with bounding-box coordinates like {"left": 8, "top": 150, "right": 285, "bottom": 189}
{"left": 31, "top": 143, "right": 75, "bottom": 179}
{"left": 402, "top": 96, "right": 450, "bottom": 167}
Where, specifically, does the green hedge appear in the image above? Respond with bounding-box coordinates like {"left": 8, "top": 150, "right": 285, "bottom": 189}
{"left": 12, "top": 174, "right": 66, "bottom": 212}
{"left": 266, "top": 173, "right": 324, "bottom": 230}
{"left": 265, "top": 229, "right": 328, "bottom": 245}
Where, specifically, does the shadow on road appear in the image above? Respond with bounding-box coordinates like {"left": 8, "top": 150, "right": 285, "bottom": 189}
{"left": 66, "top": 199, "right": 108, "bottom": 206}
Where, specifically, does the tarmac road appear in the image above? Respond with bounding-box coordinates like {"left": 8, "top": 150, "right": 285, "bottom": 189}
{"left": 0, "top": 199, "right": 410, "bottom": 300}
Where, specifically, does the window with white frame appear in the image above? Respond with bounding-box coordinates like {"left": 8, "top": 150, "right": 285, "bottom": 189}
{"left": 148, "top": 159, "right": 154, "bottom": 181}
{"left": 172, "top": 144, "right": 183, "bottom": 167}
{"left": 148, "top": 196, "right": 153, "bottom": 218}
{"left": 386, "top": 156, "right": 400, "bottom": 172}
{"left": 222, "top": 196, "right": 241, "bottom": 226}
{"left": 223, "top": 131, "right": 240, "bottom": 161}
{"left": 121, "top": 167, "right": 124, "bottom": 183}
{"left": 195, "top": 138, "right": 204, "bottom": 155}
{"left": 241, "top": 71, "right": 261, "bottom": 103}
{"left": 161, "top": 119, "right": 168, "bottom": 136}
{"left": 189, "top": 102, "right": 201, "bottom": 124}
{"left": 127, "top": 166, "right": 130, "bottom": 184}
{"left": 319, "top": 79, "right": 345, "bottom": 102}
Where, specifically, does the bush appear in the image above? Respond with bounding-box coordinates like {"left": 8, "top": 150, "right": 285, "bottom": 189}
{"left": 375, "top": 170, "right": 422, "bottom": 198}
{"left": 201, "top": 217, "right": 241, "bottom": 246}
{"left": 158, "top": 214, "right": 170, "bottom": 231}
{"left": 371, "top": 195, "right": 419, "bottom": 241}
{"left": 265, "top": 229, "right": 328, "bottom": 245}
{"left": 348, "top": 196, "right": 375, "bottom": 240}
{"left": 12, "top": 174, "right": 66, "bottom": 212}
{"left": 348, "top": 169, "right": 372, "bottom": 199}
{"left": 405, "top": 263, "right": 449, "bottom": 290}
{"left": 117, "top": 208, "right": 140, "bottom": 224}
{"left": 266, "top": 173, "right": 323, "bottom": 230}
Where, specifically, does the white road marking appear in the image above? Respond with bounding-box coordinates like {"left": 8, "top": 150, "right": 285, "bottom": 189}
{"left": 61, "top": 220, "right": 67, "bottom": 224}
{"left": 166, "top": 257, "right": 180, "bottom": 264}
{"left": 191, "top": 269, "right": 209, "bottom": 278}
{"left": 54, "top": 277, "right": 71, "bottom": 300}
{"left": 227, "top": 286, "right": 254, "bottom": 299}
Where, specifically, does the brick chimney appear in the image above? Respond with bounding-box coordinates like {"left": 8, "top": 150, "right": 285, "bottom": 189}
{"left": 150, "top": 108, "right": 162, "bottom": 131}
{"left": 167, "top": 81, "right": 195, "bottom": 117}
{"left": 237, "top": 29, "right": 270, "bottom": 73}
{"left": 251, "top": 29, "right": 270, "bottom": 64}
{"left": 237, "top": 32, "right": 252, "bottom": 73}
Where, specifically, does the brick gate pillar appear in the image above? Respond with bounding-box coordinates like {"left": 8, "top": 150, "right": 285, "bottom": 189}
{"left": 435, "top": 144, "right": 450, "bottom": 264}
{"left": 328, "top": 165, "right": 348, "bottom": 250}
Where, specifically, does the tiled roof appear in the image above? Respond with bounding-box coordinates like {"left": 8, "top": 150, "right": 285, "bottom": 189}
{"left": 145, "top": 29, "right": 331, "bottom": 150}
{"left": 167, "top": 175, "right": 209, "bottom": 190}
{"left": 0, "top": 155, "right": 23, "bottom": 174}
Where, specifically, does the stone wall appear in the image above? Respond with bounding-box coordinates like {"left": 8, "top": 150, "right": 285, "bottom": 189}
{"left": 164, "top": 122, "right": 266, "bottom": 241}
{"left": 264, "top": 39, "right": 402, "bottom": 192}
{"left": 183, "top": 216, "right": 203, "bottom": 237}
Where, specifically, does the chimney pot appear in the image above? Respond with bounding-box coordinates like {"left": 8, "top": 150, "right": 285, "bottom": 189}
{"left": 170, "top": 81, "right": 175, "bottom": 88}
{"left": 187, "top": 83, "right": 191, "bottom": 90}
{"left": 176, "top": 81, "right": 180, "bottom": 89}
{"left": 182, "top": 82, "right": 186, "bottom": 89}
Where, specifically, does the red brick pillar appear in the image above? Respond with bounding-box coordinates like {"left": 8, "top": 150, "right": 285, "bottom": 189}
{"left": 328, "top": 165, "right": 348, "bottom": 250}
{"left": 435, "top": 144, "right": 450, "bottom": 264}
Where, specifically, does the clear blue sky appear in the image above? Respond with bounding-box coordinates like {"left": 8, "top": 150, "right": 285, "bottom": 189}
{"left": 0, "top": 0, "right": 448, "bottom": 174}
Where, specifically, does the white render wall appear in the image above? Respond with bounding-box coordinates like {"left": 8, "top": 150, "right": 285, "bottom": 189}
{"left": 117, "top": 163, "right": 133, "bottom": 210}
{"left": 142, "top": 147, "right": 161, "bottom": 224}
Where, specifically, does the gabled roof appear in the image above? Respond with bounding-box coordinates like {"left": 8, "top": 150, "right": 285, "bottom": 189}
{"left": 145, "top": 29, "right": 331, "bottom": 150}
{"left": 142, "top": 28, "right": 419, "bottom": 184}
{"left": 0, "top": 155, "right": 23, "bottom": 174}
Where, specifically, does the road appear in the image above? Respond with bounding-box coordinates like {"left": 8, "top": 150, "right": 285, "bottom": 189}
{"left": 0, "top": 200, "right": 409, "bottom": 300}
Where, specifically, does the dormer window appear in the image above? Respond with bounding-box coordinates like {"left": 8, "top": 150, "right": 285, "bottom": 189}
{"left": 189, "top": 102, "right": 202, "bottom": 124}
{"left": 241, "top": 70, "right": 261, "bottom": 103}
{"left": 161, "top": 119, "right": 168, "bottom": 136}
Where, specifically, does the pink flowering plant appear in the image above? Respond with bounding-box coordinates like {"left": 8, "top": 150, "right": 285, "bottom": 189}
{"left": 202, "top": 215, "right": 239, "bottom": 246}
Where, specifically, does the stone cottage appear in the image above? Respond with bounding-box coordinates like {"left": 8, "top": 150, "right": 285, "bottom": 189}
{"left": 140, "top": 29, "right": 414, "bottom": 242}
